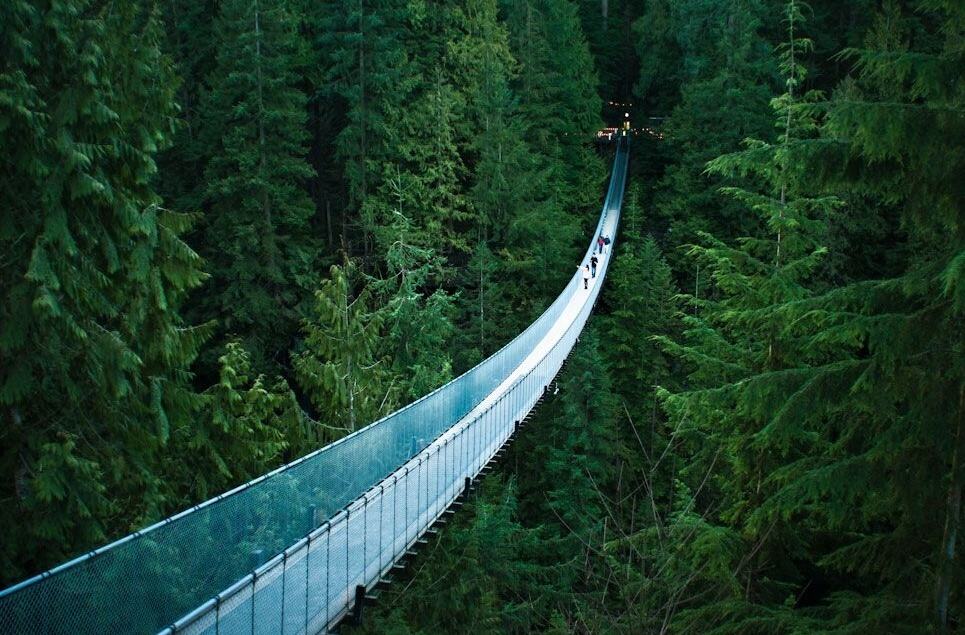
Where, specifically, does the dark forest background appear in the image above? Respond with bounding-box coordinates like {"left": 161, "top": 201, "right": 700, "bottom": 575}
{"left": 1, "top": 0, "right": 962, "bottom": 632}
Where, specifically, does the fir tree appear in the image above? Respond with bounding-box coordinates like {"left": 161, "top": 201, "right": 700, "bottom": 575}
{"left": 0, "top": 0, "right": 210, "bottom": 582}
{"left": 601, "top": 186, "right": 679, "bottom": 405}
{"left": 197, "top": 0, "right": 317, "bottom": 372}
{"left": 633, "top": 0, "right": 684, "bottom": 114}
{"left": 294, "top": 264, "right": 389, "bottom": 437}
{"left": 156, "top": 0, "right": 218, "bottom": 215}
{"left": 653, "top": 1, "right": 965, "bottom": 630}
{"left": 640, "top": 0, "right": 778, "bottom": 276}
{"left": 452, "top": 0, "right": 536, "bottom": 362}
{"left": 767, "top": 1, "right": 964, "bottom": 628}
{"left": 313, "top": 0, "right": 415, "bottom": 261}
{"left": 500, "top": 0, "right": 605, "bottom": 316}
{"left": 504, "top": 0, "right": 605, "bottom": 214}
{"left": 362, "top": 72, "right": 474, "bottom": 272}
{"left": 182, "top": 342, "right": 304, "bottom": 500}
{"left": 375, "top": 208, "right": 455, "bottom": 401}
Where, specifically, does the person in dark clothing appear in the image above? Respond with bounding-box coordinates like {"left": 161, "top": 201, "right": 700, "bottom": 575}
{"left": 590, "top": 254, "right": 598, "bottom": 278}
{"left": 597, "top": 235, "right": 604, "bottom": 253}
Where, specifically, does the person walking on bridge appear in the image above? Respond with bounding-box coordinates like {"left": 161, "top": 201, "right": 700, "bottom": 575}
{"left": 583, "top": 264, "right": 590, "bottom": 289}
{"left": 597, "top": 235, "right": 605, "bottom": 254}
{"left": 590, "top": 254, "right": 598, "bottom": 278}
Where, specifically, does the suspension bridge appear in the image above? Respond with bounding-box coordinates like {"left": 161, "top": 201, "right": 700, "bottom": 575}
{"left": 0, "top": 137, "right": 630, "bottom": 634}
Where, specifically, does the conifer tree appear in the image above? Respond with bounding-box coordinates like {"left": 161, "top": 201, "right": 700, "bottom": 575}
{"left": 348, "top": 477, "right": 563, "bottom": 634}
{"left": 633, "top": 0, "right": 684, "bottom": 114}
{"left": 459, "top": 241, "right": 503, "bottom": 366}
{"left": 197, "top": 0, "right": 317, "bottom": 372}
{"left": 294, "top": 264, "right": 389, "bottom": 437}
{"left": 575, "top": 0, "right": 641, "bottom": 102}
{"left": 601, "top": 186, "right": 679, "bottom": 404}
{"left": 639, "top": 0, "right": 778, "bottom": 272}
{"left": 767, "top": 1, "right": 964, "bottom": 628}
{"left": 652, "top": 2, "right": 847, "bottom": 629}
{"left": 500, "top": 0, "right": 605, "bottom": 315}
{"left": 181, "top": 342, "right": 304, "bottom": 500}
{"left": 375, "top": 209, "right": 455, "bottom": 401}
{"left": 156, "top": 0, "right": 218, "bottom": 214}
{"left": 540, "top": 330, "right": 623, "bottom": 534}
{"left": 651, "top": 1, "right": 965, "bottom": 630}
{"left": 504, "top": 0, "right": 605, "bottom": 214}
{"left": 452, "top": 0, "right": 542, "bottom": 357}
{"left": 362, "top": 73, "right": 474, "bottom": 271}
{"left": 313, "top": 0, "right": 415, "bottom": 261}
{"left": 0, "top": 0, "right": 210, "bottom": 582}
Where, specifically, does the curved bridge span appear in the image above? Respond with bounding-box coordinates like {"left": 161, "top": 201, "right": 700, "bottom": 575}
{"left": 0, "top": 138, "right": 629, "bottom": 635}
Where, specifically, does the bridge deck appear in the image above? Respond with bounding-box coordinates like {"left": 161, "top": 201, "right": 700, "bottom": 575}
{"left": 0, "top": 138, "right": 629, "bottom": 635}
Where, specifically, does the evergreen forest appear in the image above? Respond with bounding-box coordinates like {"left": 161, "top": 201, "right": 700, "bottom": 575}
{"left": 0, "top": 0, "right": 963, "bottom": 632}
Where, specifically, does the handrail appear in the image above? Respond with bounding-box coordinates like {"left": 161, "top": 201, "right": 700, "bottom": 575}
{"left": 0, "top": 137, "right": 629, "bottom": 635}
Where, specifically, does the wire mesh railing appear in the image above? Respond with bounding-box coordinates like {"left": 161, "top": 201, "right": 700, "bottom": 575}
{"left": 0, "top": 138, "right": 628, "bottom": 635}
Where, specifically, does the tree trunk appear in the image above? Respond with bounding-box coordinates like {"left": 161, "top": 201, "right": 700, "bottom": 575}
{"left": 936, "top": 384, "right": 965, "bottom": 631}
{"left": 254, "top": 2, "right": 276, "bottom": 272}
{"left": 326, "top": 199, "right": 333, "bottom": 250}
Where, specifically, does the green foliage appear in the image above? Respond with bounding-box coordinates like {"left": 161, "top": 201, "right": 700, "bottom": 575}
{"left": 633, "top": 0, "right": 683, "bottom": 112}
{"left": 295, "top": 264, "right": 389, "bottom": 436}
{"left": 196, "top": 0, "right": 318, "bottom": 372}
{"left": 0, "top": 0, "right": 210, "bottom": 583}
{"left": 504, "top": 0, "right": 605, "bottom": 215}
{"left": 189, "top": 342, "right": 304, "bottom": 496}
{"left": 636, "top": 0, "right": 779, "bottom": 279}
{"left": 156, "top": 0, "right": 218, "bottom": 215}
{"left": 575, "top": 0, "right": 642, "bottom": 102}
{"left": 348, "top": 477, "right": 565, "bottom": 635}
{"left": 601, "top": 186, "right": 679, "bottom": 404}
{"left": 369, "top": 1, "right": 960, "bottom": 632}
{"left": 348, "top": 333, "right": 631, "bottom": 634}
{"left": 9, "top": 3, "right": 961, "bottom": 634}
{"left": 313, "top": 0, "right": 415, "bottom": 252}
{"left": 652, "top": 1, "right": 965, "bottom": 631}
{"left": 371, "top": 208, "right": 456, "bottom": 401}
{"left": 540, "top": 330, "right": 623, "bottom": 534}
{"left": 361, "top": 73, "right": 474, "bottom": 270}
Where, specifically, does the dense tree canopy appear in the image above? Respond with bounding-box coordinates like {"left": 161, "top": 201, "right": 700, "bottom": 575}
{"left": 1, "top": 1, "right": 962, "bottom": 633}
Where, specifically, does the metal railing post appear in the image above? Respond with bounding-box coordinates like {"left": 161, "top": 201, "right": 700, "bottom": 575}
{"left": 250, "top": 573, "right": 256, "bottom": 635}
{"left": 304, "top": 533, "right": 310, "bottom": 634}
{"left": 403, "top": 467, "right": 410, "bottom": 547}
{"left": 325, "top": 525, "right": 331, "bottom": 628}
{"left": 279, "top": 551, "right": 287, "bottom": 632}
{"left": 415, "top": 457, "right": 423, "bottom": 539}
{"left": 345, "top": 508, "right": 350, "bottom": 610}
{"left": 378, "top": 485, "right": 384, "bottom": 575}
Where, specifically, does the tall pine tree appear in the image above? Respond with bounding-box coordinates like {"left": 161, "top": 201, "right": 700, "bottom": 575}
{"left": 197, "top": 0, "right": 317, "bottom": 372}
